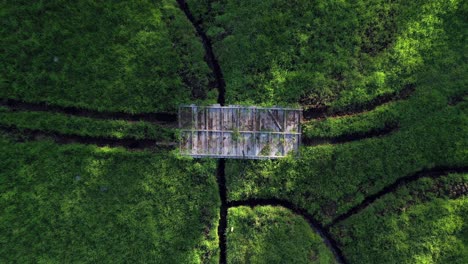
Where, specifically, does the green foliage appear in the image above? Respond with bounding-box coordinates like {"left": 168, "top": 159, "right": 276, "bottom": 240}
{"left": 225, "top": 0, "right": 467, "bottom": 228}
{"left": 227, "top": 100, "right": 468, "bottom": 224}
{"left": 0, "top": 137, "right": 219, "bottom": 263}
{"left": 227, "top": 206, "right": 336, "bottom": 264}
{"left": 0, "top": 0, "right": 467, "bottom": 262}
{"left": 188, "top": 0, "right": 463, "bottom": 110}
{"left": 0, "top": 0, "right": 211, "bottom": 113}
{"left": 330, "top": 173, "right": 468, "bottom": 264}
{"left": 0, "top": 108, "right": 175, "bottom": 141}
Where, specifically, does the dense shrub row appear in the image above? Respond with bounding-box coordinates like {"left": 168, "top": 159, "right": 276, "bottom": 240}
{"left": 227, "top": 206, "right": 335, "bottom": 264}
{"left": 331, "top": 173, "right": 468, "bottom": 263}
{"left": 0, "top": 108, "right": 175, "bottom": 141}
{"left": 0, "top": 136, "right": 219, "bottom": 263}
{"left": 0, "top": 0, "right": 213, "bottom": 113}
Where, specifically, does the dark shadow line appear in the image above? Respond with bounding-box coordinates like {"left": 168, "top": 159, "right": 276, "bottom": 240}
{"left": 0, "top": 125, "right": 176, "bottom": 150}
{"left": 302, "top": 91, "right": 467, "bottom": 146}
{"left": 448, "top": 92, "right": 467, "bottom": 106}
{"left": 216, "top": 159, "right": 227, "bottom": 264}
{"left": 302, "top": 124, "right": 398, "bottom": 146}
{"left": 227, "top": 199, "right": 347, "bottom": 264}
{"left": 175, "top": 2, "right": 229, "bottom": 263}
{"left": 327, "top": 166, "right": 468, "bottom": 228}
{"left": 175, "top": 0, "right": 226, "bottom": 106}
{"left": 0, "top": 99, "right": 177, "bottom": 124}
{"left": 303, "top": 83, "right": 415, "bottom": 120}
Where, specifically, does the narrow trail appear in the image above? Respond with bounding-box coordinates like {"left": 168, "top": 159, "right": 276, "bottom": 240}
{"left": 174, "top": 1, "right": 228, "bottom": 263}
{"left": 302, "top": 91, "right": 467, "bottom": 146}
{"left": 228, "top": 199, "right": 347, "bottom": 264}
{"left": 327, "top": 166, "right": 468, "bottom": 228}
{"left": 176, "top": 0, "right": 226, "bottom": 105}
{"left": 0, "top": 126, "right": 176, "bottom": 150}
{"left": 216, "top": 159, "right": 228, "bottom": 264}
{"left": 303, "top": 83, "right": 415, "bottom": 120}
{"left": 0, "top": 98, "right": 177, "bottom": 125}
{"left": 302, "top": 124, "right": 398, "bottom": 146}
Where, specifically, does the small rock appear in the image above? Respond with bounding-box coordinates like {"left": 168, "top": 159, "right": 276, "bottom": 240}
{"left": 100, "top": 186, "right": 108, "bottom": 192}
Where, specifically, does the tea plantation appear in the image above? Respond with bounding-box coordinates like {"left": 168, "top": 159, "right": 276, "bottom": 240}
{"left": 1, "top": 0, "right": 466, "bottom": 263}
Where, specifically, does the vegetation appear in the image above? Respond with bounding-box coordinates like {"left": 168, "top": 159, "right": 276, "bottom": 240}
{"left": 188, "top": 0, "right": 464, "bottom": 110}
{"left": 0, "top": 0, "right": 214, "bottom": 113}
{"left": 0, "top": 108, "right": 175, "bottom": 141}
{"left": 227, "top": 98, "right": 467, "bottom": 224}
{"left": 330, "top": 173, "right": 468, "bottom": 263}
{"left": 1, "top": 0, "right": 467, "bottom": 263}
{"left": 227, "top": 206, "right": 335, "bottom": 264}
{"left": 225, "top": 0, "right": 467, "bottom": 225}
{"left": 0, "top": 136, "right": 219, "bottom": 263}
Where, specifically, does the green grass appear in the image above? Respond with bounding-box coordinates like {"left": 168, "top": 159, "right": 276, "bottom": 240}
{"left": 0, "top": 0, "right": 214, "bottom": 113}
{"left": 330, "top": 173, "right": 468, "bottom": 264}
{"left": 0, "top": 108, "right": 175, "bottom": 141}
{"left": 187, "top": 0, "right": 462, "bottom": 110}
{"left": 0, "top": 136, "right": 219, "bottom": 263}
{"left": 227, "top": 206, "right": 336, "bottom": 264}
{"left": 225, "top": 0, "right": 467, "bottom": 226}
{"left": 1, "top": 0, "right": 467, "bottom": 263}
{"left": 226, "top": 85, "right": 467, "bottom": 225}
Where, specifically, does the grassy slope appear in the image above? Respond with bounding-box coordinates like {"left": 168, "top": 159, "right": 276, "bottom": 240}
{"left": 0, "top": 0, "right": 214, "bottom": 113}
{"left": 330, "top": 173, "right": 468, "bottom": 264}
{"left": 227, "top": 206, "right": 335, "bottom": 264}
{"left": 0, "top": 137, "right": 219, "bottom": 263}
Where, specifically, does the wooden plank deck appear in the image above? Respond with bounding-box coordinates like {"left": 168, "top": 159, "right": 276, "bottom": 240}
{"left": 179, "top": 105, "right": 301, "bottom": 159}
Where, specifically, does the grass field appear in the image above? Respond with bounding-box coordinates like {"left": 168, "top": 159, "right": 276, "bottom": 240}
{"left": 0, "top": 0, "right": 467, "bottom": 263}
{"left": 1, "top": 0, "right": 214, "bottom": 113}
{"left": 0, "top": 137, "right": 219, "bottom": 263}
{"left": 330, "top": 173, "right": 468, "bottom": 263}
{"left": 227, "top": 206, "right": 335, "bottom": 263}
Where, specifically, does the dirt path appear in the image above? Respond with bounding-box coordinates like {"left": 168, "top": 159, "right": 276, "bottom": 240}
{"left": 303, "top": 83, "right": 415, "bottom": 120}
{"left": 176, "top": 0, "right": 226, "bottom": 106}
{"left": 301, "top": 89, "right": 467, "bottom": 146}
{"left": 0, "top": 126, "right": 176, "bottom": 151}
{"left": 326, "top": 166, "right": 468, "bottom": 228}
{"left": 0, "top": 98, "right": 177, "bottom": 125}
{"left": 174, "top": 1, "right": 231, "bottom": 263}
{"left": 302, "top": 124, "right": 398, "bottom": 146}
